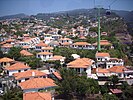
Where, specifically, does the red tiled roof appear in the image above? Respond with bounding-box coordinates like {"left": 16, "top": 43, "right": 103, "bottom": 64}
{"left": 1, "top": 43, "right": 13, "bottom": 48}
{"left": 93, "top": 40, "right": 112, "bottom": 46}
{"left": 72, "top": 42, "right": 91, "bottom": 46}
{"left": 53, "top": 72, "right": 62, "bottom": 80}
{"left": 108, "top": 66, "right": 127, "bottom": 73}
{"left": 13, "top": 70, "right": 47, "bottom": 80}
{"left": 5, "top": 62, "right": 30, "bottom": 71}
{"left": 37, "top": 52, "right": 53, "bottom": 55}
{"left": 23, "top": 92, "right": 52, "bottom": 100}
{"left": 19, "top": 78, "right": 56, "bottom": 90}
{"left": 96, "top": 52, "right": 110, "bottom": 57}
{"left": 36, "top": 42, "right": 48, "bottom": 47}
{"left": 42, "top": 47, "right": 53, "bottom": 50}
{"left": 0, "top": 57, "right": 14, "bottom": 62}
{"left": 110, "top": 89, "right": 122, "bottom": 94}
{"left": 20, "top": 50, "right": 33, "bottom": 56}
{"left": 96, "top": 68, "right": 110, "bottom": 73}
{"left": 49, "top": 55, "right": 64, "bottom": 61}
{"left": 67, "top": 58, "right": 93, "bottom": 68}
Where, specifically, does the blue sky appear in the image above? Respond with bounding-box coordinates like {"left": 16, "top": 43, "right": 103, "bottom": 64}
{"left": 0, "top": 0, "right": 133, "bottom": 16}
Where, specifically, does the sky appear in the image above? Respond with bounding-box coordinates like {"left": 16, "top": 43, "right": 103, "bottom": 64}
{"left": 0, "top": 0, "right": 133, "bottom": 17}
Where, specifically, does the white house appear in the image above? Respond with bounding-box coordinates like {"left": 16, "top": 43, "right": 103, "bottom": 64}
{"left": 106, "top": 58, "right": 124, "bottom": 69}
{"left": 5, "top": 62, "right": 30, "bottom": 76}
{"left": 13, "top": 70, "right": 47, "bottom": 84}
{"left": 36, "top": 52, "right": 53, "bottom": 61}
{"left": 19, "top": 37, "right": 40, "bottom": 48}
{"left": 35, "top": 42, "right": 48, "bottom": 51}
{"left": 71, "top": 42, "right": 94, "bottom": 50}
{"left": 67, "top": 58, "right": 95, "bottom": 77}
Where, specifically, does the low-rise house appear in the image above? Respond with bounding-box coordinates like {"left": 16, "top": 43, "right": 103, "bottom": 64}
{"left": 42, "top": 47, "right": 53, "bottom": 52}
{"left": 108, "top": 66, "right": 127, "bottom": 78}
{"left": 106, "top": 58, "right": 124, "bottom": 69}
{"left": 36, "top": 52, "right": 53, "bottom": 61}
{"left": 20, "top": 50, "right": 33, "bottom": 57}
{"left": 71, "top": 42, "right": 94, "bottom": 49}
{"left": 59, "top": 38, "right": 73, "bottom": 45}
{"left": 23, "top": 92, "right": 52, "bottom": 100}
{"left": 19, "top": 78, "right": 57, "bottom": 93}
{"left": 95, "top": 52, "right": 123, "bottom": 69}
{"left": 96, "top": 52, "right": 110, "bottom": 62}
{"left": 35, "top": 42, "right": 48, "bottom": 51}
{"left": 5, "top": 62, "right": 30, "bottom": 76}
{"left": 67, "top": 58, "right": 95, "bottom": 76}
{"left": 48, "top": 41, "right": 60, "bottom": 47}
{"left": 1, "top": 44, "right": 13, "bottom": 53}
{"left": 93, "top": 40, "right": 113, "bottom": 50}
{"left": 96, "top": 66, "right": 131, "bottom": 79}
{"left": 0, "top": 57, "right": 15, "bottom": 68}
{"left": 13, "top": 70, "right": 47, "bottom": 84}
{"left": 19, "top": 37, "right": 40, "bottom": 48}
{"left": 49, "top": 55, "right": 66, "bottom": 65}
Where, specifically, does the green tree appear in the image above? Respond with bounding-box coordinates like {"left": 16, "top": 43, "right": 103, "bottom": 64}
{"left": 56, "top": 68, "right": 100, "bottom": 99}
{"left": 3, "top": 87, "right": 23, "bottom": 100}
{"left": 109, "top": 75, "right": 119, "bottom": 88}
{"left": 19, "top": 56, "right": 43, "bottom": 69}
{"left": 7, "top": 47, "right": 22, "bottom": 60}
{"left": 102, "top": 93, "right": 119, "bottom": 100}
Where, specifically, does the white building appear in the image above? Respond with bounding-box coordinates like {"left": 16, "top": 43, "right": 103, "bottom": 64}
{"left": 5, "top": 62, "right": 30, "bottom": 76}
{"left": 36, "top": 52, "right": 53, "bottom": 61}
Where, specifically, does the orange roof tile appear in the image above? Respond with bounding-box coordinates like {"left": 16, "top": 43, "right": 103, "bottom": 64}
{"left": 6, "top": 39, "right": 14, "bottom": 43}
{"left": 20, "top": 50, "right": 33, "bottom": 56}
{"left": 22, "top": 46, "right": 30, "bottom": 49}
{"left": 13, "top": 70, "right": 47, "bottom": 80}
{"left": 23, "top": 92, "right": 52, "bottom": 100}
{"left": 96, "top": 68, "right": 110, "bottom": 73}
{"left": 108, "top": 66, "right": 127, "bottom": 73}
{"left": 5, "top": 62, "right": 30, "bottom": 71}
{"left": 93, "top": 40, "right": 112, "bottom": 46}
{"left": 0, "top": 57, "right": 14, "bottom": 62}
{"left": 37, "top": 52, "right": 53, "bottom": 55}
{"left": 53, "top": 72, "right": 62, "bottom": 80}
{"left": 19, "top": 78, "right": 56, "bottom": 90}
{"left": 96, "top": 52, "right": 110, "bottom": 57}
{"left": 1, "top": 43, "right": 13, "bottom": 48}
{"left": 0, "top": 41, "right": 6, "bottom": 45}
{"left": 73, "top": 42, "right": 91, "bottom": 46}
{"left": 49, "top": 55, "right": 64, "bottom": 61}
{"left": 36, "top": 42, "right": 48, "bottom": 47}
{"left": 42, "top": 47, "right": 53, "bottom": 50}
{"left": 67, "top": 58, "right": 93, "bottom": 68}
{"left": 59, "top": 38, "right": 72, "bottom": 41}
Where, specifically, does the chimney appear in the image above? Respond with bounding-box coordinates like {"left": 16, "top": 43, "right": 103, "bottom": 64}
{"left": 32, "top": 71, "right": 35, "bottom": 77}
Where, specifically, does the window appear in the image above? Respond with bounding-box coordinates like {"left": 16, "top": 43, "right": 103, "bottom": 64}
{"left": 38, "top": 55, "right": 40, "bottom": 58}
{"left": 25, "top": 78, "right": 29, "bottom": 81}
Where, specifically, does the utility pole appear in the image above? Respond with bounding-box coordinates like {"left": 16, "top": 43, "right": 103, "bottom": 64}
{"left": 97, "top": 7, "right": 101, "bottom": 51}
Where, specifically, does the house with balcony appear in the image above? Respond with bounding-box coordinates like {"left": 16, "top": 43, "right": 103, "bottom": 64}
{"left": 35, "top": 42, "right": 48, "bottom": 51}
{"left": 4, "top": 62, "right": 30, "bottom": 76}
{"left": 93, "top": 40, "right": 113, "bottom": 50}
{"left": 67, "top": 58, "right": 95, "bottom": 77}
{"left": 36, "top": 52, "right": 53, "bottom": 61}
{"left": 13, "top": 70, "right": 47, "bottom": 84}
{"left": 71, "top": 42, "right": 94, "bottom": 50}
